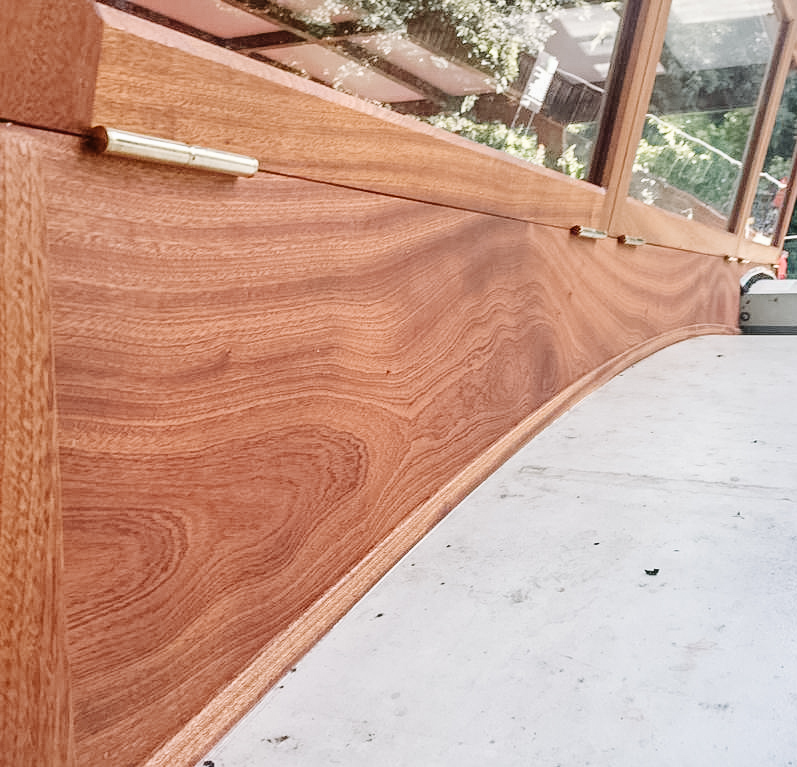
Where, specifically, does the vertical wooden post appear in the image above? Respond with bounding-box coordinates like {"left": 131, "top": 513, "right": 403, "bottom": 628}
{"left": 0, "top": 2, "right": 100, "bottom": 753}
{"left": 0, "top": 0, "right": 102, "bottom": 133}
{"left": 772, "top": 137, "right": 797, "bottom": 249}
{"left": 729, "top": 19, "right": 797, "bottom": 237}
{"left": 0, "top": 130, "right": 75, "bottom": 767}
{"left": 589, "top": 0, "right": 672, "bottom": 234}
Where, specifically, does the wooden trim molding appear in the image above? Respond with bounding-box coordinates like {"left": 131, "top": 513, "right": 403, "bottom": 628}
{"left": 778, "top": 0, "right": 797, "bottom": 23}
{"left": 737, "top": 235, "right": 786, "bottom": 266}
{"left": 594, "top": 0, "right": 673, "bottom": 232}
{"left": 588, "top": 0, "right": 643, "bottom": 186}
{"left": 0, "top": 129, "right": 75, "bottom": 767}
{"left": 0, "top": 0, "right": 102, "bottom": 133}
{"left": 609, "top": 196, "right": 785, "bottom": 265}
{"left": 613, "top": 198, "right": 737, "bottom": 258}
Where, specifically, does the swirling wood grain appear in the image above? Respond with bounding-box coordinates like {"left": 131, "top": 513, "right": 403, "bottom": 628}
{"left": 13, "top": 126, "right": 741, "bottom": 766}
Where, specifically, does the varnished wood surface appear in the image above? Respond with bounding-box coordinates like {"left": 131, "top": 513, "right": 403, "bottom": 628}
{"left": 737, "top": 236, "right": 784, "bottom": 267}
{"left": 144, "top": 321, "right": 733, "bottom": 767}
{"left": 5, "top": 125, "right": 740, "bottom": 766}
{"left": 0, "top": 130, "right": 75, "bottom": 767}
{"left": 0, "top": 0, "right": 101, "bottom": 133}
{"left": 91, "top": 6, "right": 605, "bottom": 229}
{"left": 614, "top": 197, "right": 746, "bottom": 259}
{"left": 0, "top": 0, "right": 783, "bottom": 264}
{"left": 89, "top": 6, "right": 786, "bottom": 266}
{"left": 593, "top": 0, "right": 672, "bottom": 223}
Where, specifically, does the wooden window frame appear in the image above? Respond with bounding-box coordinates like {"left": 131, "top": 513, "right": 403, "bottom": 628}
{"left": 8, "top": 0, "right": 797, "bottom": 262}
{"left": 729, "top": 14, "right": 797, "bottom": 238}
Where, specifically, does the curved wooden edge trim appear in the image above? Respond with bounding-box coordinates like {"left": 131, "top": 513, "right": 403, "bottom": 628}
{"left": 0, "top": 131, "right": 75, "bottom": 767}
{"left": 142, "top": 322, "right": 737, "bottom": 767}
{"left": 0, "top": 0, "right": 102, "bottom": 133}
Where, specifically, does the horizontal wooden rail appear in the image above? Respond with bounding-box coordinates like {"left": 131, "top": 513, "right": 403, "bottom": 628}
{"left": 91, "top": 6, "right": 604, "bottom": 229}
{"left": 89, "top": 6, "right": 784, "bottom": 265}
{"left": 1, "top": 1, "right": 784, "bottom": 263}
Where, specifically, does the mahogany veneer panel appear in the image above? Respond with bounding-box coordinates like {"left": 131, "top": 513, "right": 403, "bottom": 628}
{"left": 0, "top": 131, "right": 74, "bottom": 767}
{"left": 90, "top": 6, "right": 605, "bottom": 228}
{"left": 0, "top": 0, "right": 101, "bottom": 133}
{"left": 5, "top": 125, "right": 739, "bottom": 766}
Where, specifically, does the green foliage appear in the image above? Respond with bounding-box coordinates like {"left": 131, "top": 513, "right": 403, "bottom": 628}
{"left": 633, "top": 110, "right": 762, "bottom": 215}
{"left": 666, "top": 111, "right": 752, "bottom": 162}
{"left": 424, "top": 113, "right": 588, "bottom": 178}
{"left": 556, "top": 143, "right": 586, "bottom": 179}
{"left": 354, "top": 0, "right": 563, "bottom": 89}
{"left": 426, "top": 113, "right": 545, "bottom": 162}
{"left": 636, "top": 94, "right": 797, "bottom": 230}
{"left": 768, "top": 71, "right": 797, "bottom": 161}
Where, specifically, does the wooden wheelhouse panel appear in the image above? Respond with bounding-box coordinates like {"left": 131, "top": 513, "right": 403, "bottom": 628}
{"left": 3, "top": 0, "right": 789, "bottom": 765}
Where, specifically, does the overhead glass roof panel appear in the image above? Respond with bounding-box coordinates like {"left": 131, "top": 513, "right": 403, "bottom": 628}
{"left": 352, "top": 33, "right": 496, "bottom": 96}
{"left": 664, "top": 12, "right": 779, "bottom": 70}
{"left": 545, "top": 3, "right": 622, "bottom": 83}
{"left": 133, "top": 0, "right": 281, "bottom": 37}
{"left": 260, "top": 44, "right": 426, "bottom": 102}
{"left": 272, "top": 0, "right": 361, "bottom": 24}
{"left": 669, "top": 0, "right": 777, "bottom": 25}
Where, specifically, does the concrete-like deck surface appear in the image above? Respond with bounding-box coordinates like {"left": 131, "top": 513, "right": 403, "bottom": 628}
{"left": 200, "top": 335, "right": 797, "bottom": 767}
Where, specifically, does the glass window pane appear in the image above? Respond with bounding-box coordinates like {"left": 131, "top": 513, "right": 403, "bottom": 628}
{"left": 629, "top": 0, "right": 779, "bottom": 226}
{"left": 747, "top": 68, "right": 797, "bottom": 245}
{"left": 251, "top": 0, "right": 627, "bottom": 181}
{"left": 109, "top": 0, "right": 630, "bottom": 181}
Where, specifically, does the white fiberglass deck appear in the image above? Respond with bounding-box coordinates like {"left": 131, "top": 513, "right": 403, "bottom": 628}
{"left": 200, "top": 335, "right": 797, "bottom": 767}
